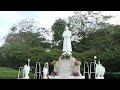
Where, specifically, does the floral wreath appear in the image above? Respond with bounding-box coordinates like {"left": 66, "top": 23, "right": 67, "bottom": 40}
{"left": 74, "top": 60, "right": 80, "bottom": 65}
{"left": 61, "top": 52, "right": 71, "bottom": 59}
{"left": 51, "top": 60, "right": 58, "bottom": 65}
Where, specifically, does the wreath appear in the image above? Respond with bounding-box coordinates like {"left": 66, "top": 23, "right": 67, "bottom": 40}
{"left": 51, "top": 60, "right": 57, "bottom": 64}
{"left": 61, "top": 53, "right": 70, "bottom": 59}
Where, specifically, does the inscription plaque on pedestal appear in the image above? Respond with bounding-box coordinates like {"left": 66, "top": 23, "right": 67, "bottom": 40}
{"left": 58, "top": 58, "right": 73, "bottom": 76}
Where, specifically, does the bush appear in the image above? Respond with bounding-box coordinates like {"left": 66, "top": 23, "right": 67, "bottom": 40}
{"left": 104, "top": 72, "right": 120, "bottom": 79}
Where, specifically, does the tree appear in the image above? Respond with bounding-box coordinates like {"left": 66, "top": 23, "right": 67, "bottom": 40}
{"left": 5, "top": 18, "right": 51, "bottom": 48}
{"left": 12, "top": 18, "right": 38, "bottom": 33}
{"left": 68, "top": 11, "right": 113, "bottom": 42}
{"left": 0, "top": 18, "right": 55, "bottom": 69}
{"left": 51, "top": 18, "right": 66, "bottom": 48}
{"left": 75, "top": 25, "right": 120, "bottom": 71}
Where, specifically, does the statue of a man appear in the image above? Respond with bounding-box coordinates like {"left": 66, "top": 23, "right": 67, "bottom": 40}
{"left": 62, "top": 26, "right": 72, "bottom": 55}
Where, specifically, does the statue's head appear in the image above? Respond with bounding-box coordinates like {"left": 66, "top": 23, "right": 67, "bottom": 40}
{"left": 44, "top": 62, "right": 48, "bottom": 68}
{"left": 24, "top": 64, "right": 27, "bottom": 68}
{"left": 65, "top": 26, "right": 69, "bottom": 31}
{"left": 98, "top": 61, "right": 100, "bottom": 64}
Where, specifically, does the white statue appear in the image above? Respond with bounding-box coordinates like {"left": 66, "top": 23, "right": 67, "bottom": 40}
{"left": 62, "top": 26, "right": 72, "bottom": 55}
{"left": 23, "top": 64, "right": 30, "bottom": 79}
{"left": 43, "top": 62, "right": 49, "bottom": 79}
{"left": 22, "top": 59, "right": 30, "bottom": 79}
{"left": 95, "top": 61, "right": 105, "bottom": 79}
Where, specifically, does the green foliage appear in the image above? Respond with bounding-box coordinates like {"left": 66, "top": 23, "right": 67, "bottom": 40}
{"left": 0, "top": 18, "right": 51, "bottom": 69}
{"left": 104, "top": 72, "right": 120, "bottom": 79}
{"left": 72, "top": 49, "right": 96, "bottom": 62}
{"left": 0, "top": 43, "right": 30, "bottom": 69}
{"left": 6, "top": 18, "right": 49, "bottom": 48}
{"left": 45, "top": 48, "right": 62, "bottom": 62}
{"left": 68, "top": 25, "right": 120, "bottom": 72}
{"left": 0, "top": 67, "right": 18, "bottom": 79}
{"left": 5, "top": 31, "right": 47, "bottom": 48}
{"left": 0, "top": 15, "right": 120, "bottom": 75}
{"left": 0, "top": 41, "right": 62, "bottom": 69}
{"left": 76, "top": 25, "right": 120, "bottom": 71}
{"left": 0, "top": 67, "right": 34, "bottom": 79}
{"left": 51, "top": 18, "right": 66, "bottom": 48}
{"left": 68, "top": 11, "right": 113, "bottom": 42}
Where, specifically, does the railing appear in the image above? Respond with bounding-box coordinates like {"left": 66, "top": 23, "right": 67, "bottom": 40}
{"left": 83, "top": 61, "right": 96, "bottom": 79}
{"left": 89, "top": 62, "right": 96, "bottom": 79}
{"left": 34, "top": 62, "right": 42, "bottom": 79}
{"left": 18, "top": 67, "right": 24, "bottom": 79}
{"left": 83, "top": 62, "right": 90, "bottom": 79}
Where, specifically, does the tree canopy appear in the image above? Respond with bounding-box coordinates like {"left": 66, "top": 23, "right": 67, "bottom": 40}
{"left": 0, "top": 12, "right": 120, "bottom": 72}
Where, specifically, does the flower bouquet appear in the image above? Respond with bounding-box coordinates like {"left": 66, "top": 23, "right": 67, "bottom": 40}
{"left": 72, "top": 71, "right": 79, "bottom": 76}
{"left": 74, "top": 61, "right": 80, "bottom": 65}
{"left": 51, "top": 60, "right": 57, "bottom": 65}
{"left": 61, "top": 53, "right": 70, "bottom": 59}
{"left": 51, "top": 71, "right": 58, "bottom": 77}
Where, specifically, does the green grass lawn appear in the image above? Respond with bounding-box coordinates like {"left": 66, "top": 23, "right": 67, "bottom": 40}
{"left": 0, "top": 67, "right": 34, "bottom": 79}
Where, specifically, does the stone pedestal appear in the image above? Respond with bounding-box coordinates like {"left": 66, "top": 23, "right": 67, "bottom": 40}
{"left": 49, "top": 56, "right": 85, "bottom": 79}
{"left": 58, "top": 57, "right": 73, "bottom": 76}
{"left": 95, "top": 76, "right": 104, "bottom": 79}
{"left": 49, "top": 76, "right": 85, "bottom": 79}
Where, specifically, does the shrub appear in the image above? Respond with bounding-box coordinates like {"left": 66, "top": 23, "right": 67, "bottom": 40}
{"left": 104, "top": 72, "right": 120, "bottom": 79}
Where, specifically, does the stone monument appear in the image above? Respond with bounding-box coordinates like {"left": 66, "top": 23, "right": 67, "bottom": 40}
{"left": 49, "top": 26, "right": 85, "bottom": 79}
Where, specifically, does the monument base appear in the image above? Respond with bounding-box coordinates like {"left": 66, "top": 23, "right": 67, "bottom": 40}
{"left": 49, "top": 75, "right": 85, "bottom": 79}
{"left": 50, "top": 56, "right": 85, "bottom": 79}
{"left": 95, "top": 76, "right": 104, "bottom": 79}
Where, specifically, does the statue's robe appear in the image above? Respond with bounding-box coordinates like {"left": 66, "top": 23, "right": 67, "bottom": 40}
{"left": 62, "top": 29, "right": 72, "bottom": 54}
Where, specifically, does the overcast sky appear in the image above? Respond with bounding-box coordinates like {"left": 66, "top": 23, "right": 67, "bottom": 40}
{"left": 0, "top": 11, "right": 120, "bottom": 46}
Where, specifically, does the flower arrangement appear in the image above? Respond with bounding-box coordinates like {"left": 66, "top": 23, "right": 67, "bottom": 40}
{"left": 51, "top": 60, "right": 57, "bottom": 65}
{"left": 51, "top": 71, "right": 58, "bottom": 77}
{"left": 72, "top": 71, "right": 79, "bottom": 76}
{"left": 74, "top": 61, "right": 80, "bottom": 65}
{"left": 61, "top": 53, "right": 71, "bottom": 59}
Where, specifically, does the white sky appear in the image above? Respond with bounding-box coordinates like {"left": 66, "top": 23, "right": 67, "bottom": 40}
{"left": 0, "top": 11, "right": 120, "bottom": 46}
